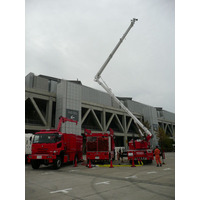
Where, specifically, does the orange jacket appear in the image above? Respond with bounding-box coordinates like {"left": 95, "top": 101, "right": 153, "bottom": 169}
{"left": 154, "top": 148, "right": 160, "bottom": 157}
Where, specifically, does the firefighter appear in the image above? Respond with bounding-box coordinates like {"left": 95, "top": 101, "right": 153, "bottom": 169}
{"left": 154, "top": 146, "right": 162, "bottom": 167}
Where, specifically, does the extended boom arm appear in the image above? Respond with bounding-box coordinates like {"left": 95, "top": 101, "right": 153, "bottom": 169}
{"left": 94, "top": 18, "right": 138, "bottom": 81}
{"left": 94, "top": 18, "right": 152, "bottom": 138}
{"left": 57, "top": 116, "right": 78, "bottom": 132}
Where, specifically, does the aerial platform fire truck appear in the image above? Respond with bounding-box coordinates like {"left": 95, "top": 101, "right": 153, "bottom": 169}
{"left": 85, "top": 129, "right": 115, "bottom": 163}
{"left": 94, "top": 18, "right": 154, "bottom": 164}
{"left": 28, "top": 116, "right": 83, "bottom": 169}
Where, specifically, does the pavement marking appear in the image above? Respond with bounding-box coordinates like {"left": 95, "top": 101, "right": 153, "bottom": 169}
{"left": 41, "top": 172, "right": 49, "bottom": 175}
{"left": 69, "top": 169, "right": 79, "bottom": 172}
{"left": 50, "top": 188, "right": 72, "bottom": 194}
{"left": 95, "top": 181, "right": 110, "bottom": 185}
{"left": 125, "top": 175, "right": 137, "bottom": 179}
{"left": 41, "top": 172, "right": 53, "bottom": 175}
{"left": 163, "top": 168, "right": 171, "bottom": 171}
{"left": 147, "top": 171, "right": 157, "bottom": 174}
{"left": 97, "top": 165, "right": 131, "bottom": 167}
{"left": 96, "top": 164, "right": 143, "bottom": 167}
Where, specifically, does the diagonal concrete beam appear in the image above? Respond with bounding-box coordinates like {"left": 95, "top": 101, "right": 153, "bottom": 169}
{"left": 25, "top": 95, "right": 29, "bottom": 101}
{"left": 168, "top": 124, "right": 173, "bottom": 134}
{"left": 115, "top": 114, "right": 125, "bottom": 132}
{"left": 106, "top": 113, "right": 115, "bottom": 131}
{"left": 81, "top": 108, "right": 91, "bottom": 124}
{"left": 106, "top": 113, "right": 114, "bottom": 131}
{"left": 126, "top": 118, "right": 133, "bottom": 133}
{"left": 91, "top": 109, "right": 103, "bottom": 131}
{"left": 30, "top": 97, "right": 47, "bottom": 126}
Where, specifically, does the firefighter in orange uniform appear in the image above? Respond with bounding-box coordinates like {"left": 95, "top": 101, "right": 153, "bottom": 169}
{"left": 154, "top": 146, "right": 162, "bottom": 167}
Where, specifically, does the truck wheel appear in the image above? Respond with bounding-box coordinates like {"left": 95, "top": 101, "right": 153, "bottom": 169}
{"left": 31, "top": 160, "right": 40, "bottom": 169}
{"left": 54, "top": 157, "right": 62, "bottom": 169}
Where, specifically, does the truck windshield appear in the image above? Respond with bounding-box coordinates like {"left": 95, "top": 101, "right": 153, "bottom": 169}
{"left": 33, "top": 133, "right": 61, "bottom": 144}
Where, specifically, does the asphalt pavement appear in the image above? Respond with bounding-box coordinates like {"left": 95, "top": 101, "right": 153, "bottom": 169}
{"left": 25, "top": 152, "right": 175, "bottom": 200}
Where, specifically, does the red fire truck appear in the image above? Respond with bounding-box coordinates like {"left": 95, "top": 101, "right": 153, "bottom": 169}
{"left": 28, "top": 116, "right": 83, "bottom": 169}
{"left": 94, "top": 18, "right": 154, "bottom": 164}
{"left": 85, "top": 129, "right": 115, "bottom": 163}
{"left": 127, "top": 135, "right": 153, "bottom": 164}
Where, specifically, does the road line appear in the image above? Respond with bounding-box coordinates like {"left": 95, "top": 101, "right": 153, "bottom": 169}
{"left": 95, "top": 181, "right": 110, "bottom": 185}
{"left": 147, "top": 171, "right": 157, "bottom": 174}
{"left": 50, "top": 188, "right": 72, "bottom": 194}
{"left": 69, "top": 169, "right": 79, "bottom": 172}
{"left": 41, "top": 172, "right": 54, "bottom": 175}
{"left": 125, "top": 175, "right": 137, "bottom": 179}
{"left": 163, "top": 168, "right": 171, "bottom": 171}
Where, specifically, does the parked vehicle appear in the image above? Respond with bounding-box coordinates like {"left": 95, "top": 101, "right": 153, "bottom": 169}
{"left": 85, "top": 128, "right": 115, "bottom": 163}
{"left": 25, "top": 133, "right": 34, "bottom": 163}
{"left": 127, "top": 136, "right": 153, "bottom": 163}
{"left": 28, "top": 116, "right": 83, "bottom": 169}
{"left": 94, "top": 18, "right": 153, "bottom": 164}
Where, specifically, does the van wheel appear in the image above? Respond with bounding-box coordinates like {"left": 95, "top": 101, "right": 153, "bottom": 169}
{"left": 31, "top": 160, "right": 40, "bottom": 169}
{"left": 54, "top": 157, "right": 62, "bottom": 169}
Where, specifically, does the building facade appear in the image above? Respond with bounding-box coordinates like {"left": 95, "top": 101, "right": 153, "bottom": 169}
{"left": 25, "top": 73, "right": 175, "bottom": 149}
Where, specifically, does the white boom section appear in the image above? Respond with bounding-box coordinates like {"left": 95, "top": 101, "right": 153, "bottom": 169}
{"left": 94, "top": 18, "right": 138, "bottom": 81}
{"left": 94, "top": 18, "right": 152, "bottom": 137}
{"left": 96, "top": 78, "right": 152, "bottom": 137}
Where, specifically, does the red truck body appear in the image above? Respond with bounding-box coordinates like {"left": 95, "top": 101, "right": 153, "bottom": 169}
{"left": 127, "top": 135, "right": 153, "bottom": 163}
{"left": 85, "top": 129, "right": 115, "bottom": 163}
{"left": 28, "top": 117, "right": 83, "bottom": 169}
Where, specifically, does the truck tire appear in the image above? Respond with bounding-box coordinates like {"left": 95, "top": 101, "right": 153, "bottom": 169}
{"left": 31, "top": 160, "right": 40, "bottom": 169}
{"left": 54, "top": 157, "right": 62, "bottom": 169}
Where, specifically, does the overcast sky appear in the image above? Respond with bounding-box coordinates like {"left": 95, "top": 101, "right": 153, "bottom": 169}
{"left": 25, "top": 0, "right": 175, "bottom": 113}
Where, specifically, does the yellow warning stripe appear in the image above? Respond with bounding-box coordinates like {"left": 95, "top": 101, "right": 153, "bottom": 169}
{"left": 96, "top": 161, "right": 144, "bottom": 167}
{"left": 96, "top": 164, "right": 143, "bottom": 167}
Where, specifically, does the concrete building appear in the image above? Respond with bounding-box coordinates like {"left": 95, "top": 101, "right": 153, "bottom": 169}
{"left": 25, "top": 73, "right": 175, "bottom": 149}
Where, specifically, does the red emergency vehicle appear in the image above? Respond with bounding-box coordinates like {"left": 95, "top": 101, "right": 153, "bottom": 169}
{"left": 93, "top": 19, "right": 154, "bottom": 165}
{"left": 28, "top": 116, "right": 83, "bottom": 169}
{"left": 85, "top": 129, "right": 115, "bottom": 163}
{"left": 127, "top": 135, "right": 153, "bottom": 164}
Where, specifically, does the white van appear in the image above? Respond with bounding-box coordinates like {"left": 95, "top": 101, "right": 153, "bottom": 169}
{"left": 25, "top": 133, "right": 34, "bottom": 162}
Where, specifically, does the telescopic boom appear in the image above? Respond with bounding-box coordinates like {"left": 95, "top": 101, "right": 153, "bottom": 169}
{"left": 94, "top": 18, "right": 138, "bottom": 81}
{"left": 94, "top": 18, "right": 152, "bottom": 137}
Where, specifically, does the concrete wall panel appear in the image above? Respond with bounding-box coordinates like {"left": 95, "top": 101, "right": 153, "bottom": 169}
{"left": 33, "top": 76, "right": 49, "bottom": 92}
{"left": 56, "top": 80, "right": 81, "bottom": 135}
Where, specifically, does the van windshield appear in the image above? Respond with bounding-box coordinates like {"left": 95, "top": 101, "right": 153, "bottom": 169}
{"left": 33, "top": 133, "right": 61, "bottom": 144}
